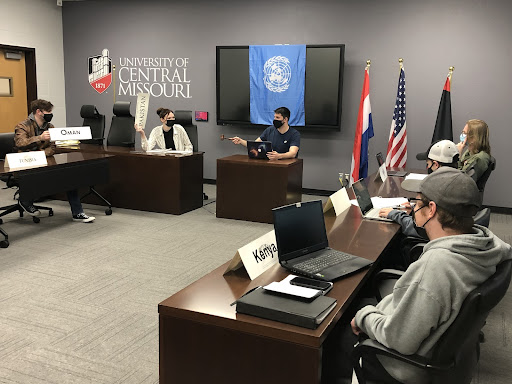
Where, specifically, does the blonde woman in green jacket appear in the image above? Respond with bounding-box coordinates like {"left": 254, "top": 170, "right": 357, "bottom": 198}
{"left": 457, "top": 119, "right": 491, "bottom": 182}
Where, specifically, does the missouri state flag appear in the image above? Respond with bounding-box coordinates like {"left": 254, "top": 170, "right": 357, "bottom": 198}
{"left": 350, "top": 66, "right": 374, "bottom": 185}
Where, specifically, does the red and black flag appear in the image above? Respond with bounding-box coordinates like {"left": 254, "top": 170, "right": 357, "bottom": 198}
{"left": 431, "top": 71, "right": 453, "bottom": 143}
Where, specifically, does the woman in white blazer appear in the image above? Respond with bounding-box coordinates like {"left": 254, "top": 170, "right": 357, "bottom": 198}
{"left": 134, "top": 107, "right": 193, "bottom": 152}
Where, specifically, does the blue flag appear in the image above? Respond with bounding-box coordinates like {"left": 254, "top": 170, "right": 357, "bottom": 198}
{"left": 249, "top": 45, "right": 306, "bottom": 126}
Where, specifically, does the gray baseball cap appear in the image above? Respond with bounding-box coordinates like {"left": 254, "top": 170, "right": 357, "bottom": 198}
{"left": 401, "top": 168, "right": 481, "bottom": 217}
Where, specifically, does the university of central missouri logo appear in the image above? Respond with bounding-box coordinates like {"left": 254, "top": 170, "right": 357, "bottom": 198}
{"left": 88, "top": 49, "right": 112, "bottom": 94}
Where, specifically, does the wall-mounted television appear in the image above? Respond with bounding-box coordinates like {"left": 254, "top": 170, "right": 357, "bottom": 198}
{"left": 216, "top": 44, "right": 345, "bottom": 131}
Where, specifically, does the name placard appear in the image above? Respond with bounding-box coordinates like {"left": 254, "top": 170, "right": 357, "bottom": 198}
{"left": 49, "top": 126, "right": 92, "bottom": 141}
{"left": 323, "top": 187, "right": 351, "bottom": 216}
{"left": 374, "top": 163, "right": 388, "bottom": 182}
{"left": 135, "top": 92, "right": 150, "bottom": 130}
{"left": 5, "top": 151, "right": 48, "bottom": 171}
{"left": 223, "top": 230, "right": 279, "bottom": 280}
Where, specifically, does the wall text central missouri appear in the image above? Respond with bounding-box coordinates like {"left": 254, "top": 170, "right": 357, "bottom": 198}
{"left": 118, "top": 56, "right": 192, "bottom": 98}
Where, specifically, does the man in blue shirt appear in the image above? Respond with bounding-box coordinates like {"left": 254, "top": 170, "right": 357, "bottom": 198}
{"left": 229, "top": 107, "right": 300, "bottom": 160}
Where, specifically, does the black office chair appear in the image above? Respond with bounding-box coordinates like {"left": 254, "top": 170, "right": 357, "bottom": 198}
{"left": 174, "top": 110, "right": 198, "bottom": 151}
{"left": 174, "top": 110, "right": 208, "bottom": 200}
{"left": 475, "top": 156, "right": 496, "bottom": 202}
{"left": 80, "top": 104, "right": 105, "bottom": 145}
{"left": 0, "top": 132, "right": 53, "bottom": 226}
{"left": 353, "top": 259, "right": 512, "bottom": 384}
{"left": 106, "top": 101, "right": 135, "bottom": 147}
{"left": 78, "top": 105, "right": 112, "bottom": 215}
{"left": 474, "top": 207, "right": 491, "bottom": 228}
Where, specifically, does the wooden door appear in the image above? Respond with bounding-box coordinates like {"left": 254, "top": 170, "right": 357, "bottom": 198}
{"left": 0, "top": 49, "right": 28, "bottom": 133}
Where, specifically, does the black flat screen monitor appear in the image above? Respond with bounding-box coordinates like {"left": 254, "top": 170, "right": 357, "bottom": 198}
{"left": 216, "top": 44, "right": 345, "bottom": 131}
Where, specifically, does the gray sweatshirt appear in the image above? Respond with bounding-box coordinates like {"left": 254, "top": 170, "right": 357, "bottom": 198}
{"left": 354, "top": 225, "right": 512, "bottom": 383}
{"left": 387, "top": 209, "right": 421, "bottom": 238}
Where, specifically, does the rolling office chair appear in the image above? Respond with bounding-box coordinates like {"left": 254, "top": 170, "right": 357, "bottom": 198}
{"left": 174, "top": 110, "right": 208, "bottom": 200}
{"left": 473, "top": 207, "right": 491, "bottom": 228}
{"left": 0, "top": 132, "right": 53, "bottom": 226}
{"left": 78, "top": 105, "right": 112, "bottom": 215}
{"left": 475, "top": 156, "right": 496, "bottom": 202}
{"left": 106, "top": 101, "right": 135, "bottom": 147}
{"left": 353, "top": 259, "right": 512, "bottom": 384}
{"left": 80, "top": 104, "right": 105, "bottom": 145}
{"left": 174, "top": 110, "right": 198, "bottom": 152}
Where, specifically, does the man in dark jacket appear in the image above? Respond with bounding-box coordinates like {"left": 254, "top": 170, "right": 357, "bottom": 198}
{"left": 14, "top": 99, "right": 95, "bottom": 222}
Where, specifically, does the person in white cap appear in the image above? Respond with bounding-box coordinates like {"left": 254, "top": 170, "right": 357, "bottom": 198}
{"left": 379, "top": 140, "right": 459, "bottom": 238}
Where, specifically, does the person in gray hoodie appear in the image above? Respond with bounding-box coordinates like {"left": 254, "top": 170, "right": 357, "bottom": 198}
{"left": 322, "top": 168, "right": 511, "bottom": 383}
{"left": 349, "top": 168, "right": 512, "bottom": 383}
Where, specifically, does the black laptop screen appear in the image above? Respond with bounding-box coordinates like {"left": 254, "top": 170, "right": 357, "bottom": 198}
{"left": 352, "top": 180, "right": 373, "bottom": 215}
{"left": 272, "top": 200, "right": 328, "bottom": 262}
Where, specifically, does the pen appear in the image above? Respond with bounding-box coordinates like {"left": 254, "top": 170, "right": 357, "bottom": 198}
{"left": 390, "top": 205, "right": 407, "bottom": 210}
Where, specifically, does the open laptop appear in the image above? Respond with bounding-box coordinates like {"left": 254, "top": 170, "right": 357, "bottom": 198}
{"left": 272, "top": 200, "right": 373, "bottom": 281}
{"left": 352, "top": 179, "right": 393, "bottom": 222}
{"left": 247, "top": 140, "right": 272, "bottom": 159}
{"left": 376, "top": 152, "right": 407, "bottom": 177}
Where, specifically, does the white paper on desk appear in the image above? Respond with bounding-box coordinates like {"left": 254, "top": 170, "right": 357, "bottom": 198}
{"left": 263, "top": 275, "right": 322, "bottom": 299}
{"left": 404, "top": 173, "right": 427, "bottom": 181}
{"left": 164, "top": 150, "right": 192, "bottom": 155}
{"left": 146, "top": 149, "right": 192, "bottom": 155}
{"left": 146, "top": 149, "right": 167, "bottom": 153}
{"left": 350, "top": 197, "right": 409, "bottom": 209}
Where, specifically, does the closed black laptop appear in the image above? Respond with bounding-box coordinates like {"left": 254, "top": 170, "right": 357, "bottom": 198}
{"left": 247, "top": 140, "right": 272, "bottom": 159}
{"left": 272, "top": 200, "right": 372, "bottom": 281}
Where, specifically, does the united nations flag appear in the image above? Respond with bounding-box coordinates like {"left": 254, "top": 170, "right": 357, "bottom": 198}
{"left": 249, "top": 45, "right": 306, "bottom": 126}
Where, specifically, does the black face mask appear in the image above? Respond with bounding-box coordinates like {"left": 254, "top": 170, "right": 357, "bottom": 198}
{"left": 273, "top": 119, "right": 284, "bottom": 129}
{"left": 43, "top": 113, "right": 53, "bottom": 123}
{"left": 166, "top": 119, "right": 175, "bottom": 127}
{"left": 426, "top": 161, "right": 438, "bottom": 174}
{"left": 412, "top": 205, "right": 432, "bottom": 240}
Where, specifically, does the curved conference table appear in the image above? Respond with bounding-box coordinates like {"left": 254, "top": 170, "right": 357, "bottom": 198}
{"left": 158, "top": 172, "right": 417, "bottom": 384}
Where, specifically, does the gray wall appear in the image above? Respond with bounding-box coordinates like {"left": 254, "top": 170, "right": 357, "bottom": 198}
{"left": 62, "top": 0, "right": 512, "bottom": 208}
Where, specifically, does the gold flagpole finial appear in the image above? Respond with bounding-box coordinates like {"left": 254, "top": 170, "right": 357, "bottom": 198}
{"left": 398, "top": 58, "right": 404, "bottom": 70}
{"left": 448, "top": 66, "right": 454, "bottom": 81}
{"left": 366, "top": 60, "right": 371, "bottom": 71}
{"left": 112, "top": 64, "right": 116, "bottom": 104}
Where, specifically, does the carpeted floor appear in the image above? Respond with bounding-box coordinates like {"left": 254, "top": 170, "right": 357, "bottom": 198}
{"left": 0, "top": 185, "right": 509, "bottom": 383}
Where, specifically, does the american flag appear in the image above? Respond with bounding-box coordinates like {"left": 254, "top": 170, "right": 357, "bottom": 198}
{"left": 385, "top": 67, "right": 407, "bottom": 168}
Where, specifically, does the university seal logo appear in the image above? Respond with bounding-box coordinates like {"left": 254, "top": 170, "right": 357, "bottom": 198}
{"left": 88, "top": 49, "right": 112, "bottom": 94}
{"left": 263, "top": 56, "right": 291, "bottom": 93}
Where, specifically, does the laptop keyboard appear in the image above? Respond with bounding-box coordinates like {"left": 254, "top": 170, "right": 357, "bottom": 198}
{"left": 294, "top": 250, "right": 354, "bottom": 274}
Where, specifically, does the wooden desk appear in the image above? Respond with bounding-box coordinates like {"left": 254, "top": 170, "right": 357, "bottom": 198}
{"left": 216, "top": 154, "right": 303, "bottom": 223}
{"left": 159, "top": 201, "right": 401, "bottom": 384}
{"left": 1, "top": 152, "right": 111, "bottom": 201}
{"left": 59, "top": 145, "right": 204, "bottom": 215}
{"left": 0, "top": 152, "right": 111, "bottom": 246}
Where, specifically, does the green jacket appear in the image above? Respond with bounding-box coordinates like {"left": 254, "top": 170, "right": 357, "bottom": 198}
{"left": 458, "top": 149, "right": 490, "bottom": 183}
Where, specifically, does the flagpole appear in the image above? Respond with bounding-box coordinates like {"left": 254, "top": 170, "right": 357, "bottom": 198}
{"left": 366, "top": 60, "right": 371, "bottom": 72}
{"left": 398, "top": 57, "right": 404, "bottom": 72}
